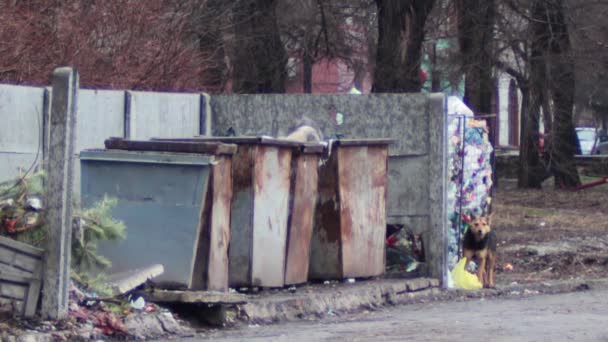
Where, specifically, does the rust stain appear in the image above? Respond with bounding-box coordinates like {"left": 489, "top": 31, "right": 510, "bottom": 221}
{"left": 192, "top": 156, "right": 233, "bottom": 291}
{"left": 337, "top": 145, "right": 388, "bottom": 278}
{"left": 250, "top": 146, "right": 292, "bottom": 287}
{"left": 285, "top": 153, "right": 320, "bottom": 285}
{"left": 309, "top": 149, "right": 343, "bottom": 279}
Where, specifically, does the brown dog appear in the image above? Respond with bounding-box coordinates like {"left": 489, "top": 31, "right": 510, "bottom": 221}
{"left": 462, "top": 214, "right": 497, "bottom": 288}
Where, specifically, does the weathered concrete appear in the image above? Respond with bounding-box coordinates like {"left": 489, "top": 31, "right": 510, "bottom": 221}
{"left": 232, "top": 278, "right": 440, "bottom": 324}
{"left": 127, "top": 90, "right": 200, "bottom": 140}
{"left": 0, "top": 84, "right": 46, "bottom": 181}
{"left": 41, "top": 67, "right": 79, "bottom": 320}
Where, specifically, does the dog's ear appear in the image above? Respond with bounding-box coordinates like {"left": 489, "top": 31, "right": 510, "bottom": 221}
{"left": 487, "top": 212, "right": 494, "bottom": 225}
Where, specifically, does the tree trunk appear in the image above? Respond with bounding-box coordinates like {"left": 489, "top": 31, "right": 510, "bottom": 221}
{"left": 372, "top": 0, "right": 435, "bottom": 93}
{"left": 232, "top": 0, "right": 287, "bottom": 93}
{"left": 538, "top": 0, "right": 581, "bottom": 188}
{"left": 303, "top": 49, "right": 313, "bottom": 93}
{"left": 194, "top": 0, "right": 227, "bottom": 93}
{"left": 456, "top": 0, "right": 495, "bottom": 116}
{"left": 517, "top": 83, "right": 545, "bottom": 188}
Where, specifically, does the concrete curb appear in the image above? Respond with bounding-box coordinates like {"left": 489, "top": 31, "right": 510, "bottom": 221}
{"left": 232, "top": 278, "right": 440, "bottom": 324}
{"left": 229, "top": 277, "right": 608, "bottom": 326}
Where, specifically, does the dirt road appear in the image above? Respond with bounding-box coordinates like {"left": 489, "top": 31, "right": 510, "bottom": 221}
{"left": 180, "top": 287, "right": 608, "bottom": 341}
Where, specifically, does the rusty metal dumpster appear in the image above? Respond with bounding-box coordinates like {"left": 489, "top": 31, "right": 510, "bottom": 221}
{"left": 169, "top": 137, "right": 308, "bottom": 288}
{"left": 309, "top": 139, "right": 392, "bottom": 280}
{"left": 81, "top": 139, "right": 236, "bottom": 291}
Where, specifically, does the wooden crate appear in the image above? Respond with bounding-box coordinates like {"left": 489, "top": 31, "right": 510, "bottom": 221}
{"left": 0, "top": 235, "right": 44, "bottom": 317}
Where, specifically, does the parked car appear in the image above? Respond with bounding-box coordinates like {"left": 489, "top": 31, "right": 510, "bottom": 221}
{"left": 576, "top": 127, "right": 597, "bottom": 155}
{"left": 595, "top": 129, "right": 608, "bottom": 154}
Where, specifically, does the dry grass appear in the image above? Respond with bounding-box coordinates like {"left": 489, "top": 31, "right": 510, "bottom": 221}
{"left": 492, "top": 177, "right": 608, "bottom": 284}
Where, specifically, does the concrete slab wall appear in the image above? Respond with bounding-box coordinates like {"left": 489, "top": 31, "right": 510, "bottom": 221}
{"left": 0, "top": 85, "right": 46, "bottom": 181}
{"left": 72, "top": 89, "right": 126, "bottom": 203}
{"left": 127, "top": 91, "right": 201, "bottom": 140}
{"left": 210, "top": 93, "right": 447, "bottom": 281}
{"left": 0, "top": 85, "right": 210, "bottom": 187}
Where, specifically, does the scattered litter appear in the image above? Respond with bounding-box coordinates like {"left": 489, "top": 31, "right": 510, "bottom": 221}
{"left": 248, "top": 324, "right": 260, "bottom": 328}
{"left": 539, "top": 221, "right": 546, "bottom": 227}
{"left": 26, "top": 197, "right": 43, "bottom": 211}
{"left": 287, "top": 286, "right": 297, "bottom": 293}
{"left": 327, "top": 309, "right": 336, "bottom": 316}
{"left": 130, "top": 297, "right": 146, "bottom": 310}
{"left": 503, "top": 263, "right": 514, "bottom": 271}
{"left": 452, "top": 258, "right": 482, "bottom": 290}
{"left": 510, "top": 291, "right": 521, "bottom": 295}
{"left": 323, "top": 281, "right": 330, "bottom": 285}
{"left": 523, "top": 289, "right": 539, "bottom": 295}
{"left": 466, "top": 260, "right": 478, "bottom": 273}
{"left": 510, "top": 281, "right": 518, "bottom": 286}
{"left": 346, "top": 278, "right": 356, "bottom": 284}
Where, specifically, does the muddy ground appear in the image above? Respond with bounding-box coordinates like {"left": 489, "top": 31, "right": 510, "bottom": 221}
{"left": 492, "top": 176, "right": 608, "bottom": 286}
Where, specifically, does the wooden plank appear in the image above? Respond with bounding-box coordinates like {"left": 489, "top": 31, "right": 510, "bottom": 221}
{"left": 148, "top": 290, "right": 247, "bottom": 304}
{"left": 24, "top": 278, "right": 41, "bottom": 317}
{"left": 0, "top": 248, "right": 40, "bottom": 273}
{"left": 0, "top": 281, "right": 28, "bottom": 300}
{"left": 0, "top": 263, "right": 34, "bottom": 278}
{"left": 105, "top": 138, "right": 237, "bottom": 155}
{"left": 0, "top": 235, "right": 44, "bottom": 257}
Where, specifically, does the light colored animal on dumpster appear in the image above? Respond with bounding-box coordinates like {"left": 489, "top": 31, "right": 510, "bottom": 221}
{"left": 285, "top": 125, "right": 323, "bottom": 142}
{"left": 282, "top": 117, "right": 323, "bottom": 142}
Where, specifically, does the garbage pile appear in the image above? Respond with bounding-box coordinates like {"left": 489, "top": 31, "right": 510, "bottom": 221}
{"left": 0, "top": 172, "right": 193, "bottom": 339}
{"left": 0, "top": 172, "right": 46, "bottom": 246}
{"left": 385, "top": 225, "right": 424, "bottom": 274}
{"left": 446, "top": 116, "right": 494, "bottom": 275}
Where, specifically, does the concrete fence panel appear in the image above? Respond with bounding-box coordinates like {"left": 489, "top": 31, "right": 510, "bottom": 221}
{"left": 71, "top": 89, "right": 126, "bottom": 203}
{"left": 0, "top": 84, "right": 46, "bottom": 181}
{"left": 127, "top": 91, "right": 200, "bottom": 140}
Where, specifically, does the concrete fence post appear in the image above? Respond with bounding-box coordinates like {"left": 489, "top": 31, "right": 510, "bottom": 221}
{"left": 41, "top": 67, "right": 79, "bottom": 320}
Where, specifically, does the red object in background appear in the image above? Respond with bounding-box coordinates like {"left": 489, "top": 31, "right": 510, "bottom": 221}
{"left": 3, "top": 218, "right": 18, "bottom": 233}
{"left": 539, "top": 133, "right": 545, "bottom": 154}
{"left": 420, "top": 69, "right": 428, "bottom": 83}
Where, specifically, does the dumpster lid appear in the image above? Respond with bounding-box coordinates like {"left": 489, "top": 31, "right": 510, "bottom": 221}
{"left": 80, "top": 149, "right": 214, "bottom": 165}
{"left": 331, "top": 138, "right": 394, "bottom": 147}
{"left": 154, "top": 136, "right": 326, "bottom": 154}
{"left": 104, "top": 138, "right": 237, "bottom": 155}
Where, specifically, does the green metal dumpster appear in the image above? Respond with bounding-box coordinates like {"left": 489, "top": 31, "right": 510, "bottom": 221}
{"left": 80, "top": 139, "right": 236, "bottom": 290}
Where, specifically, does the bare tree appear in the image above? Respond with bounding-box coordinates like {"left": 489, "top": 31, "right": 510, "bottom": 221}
{"left": 372, "top": 0, "right": 435, "bottom": 93}
{"left": 0, "top": 0, "right": 219, "bottom": 91}
{"left": 231, "top": 0, "right": 288, "bottom": 93}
